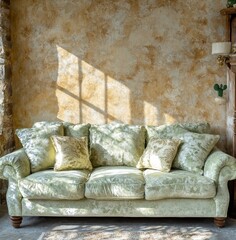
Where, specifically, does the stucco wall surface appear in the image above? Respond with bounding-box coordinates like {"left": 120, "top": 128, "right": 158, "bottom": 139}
{"left": 11, "top": 0, "right": 227, "bottom": 146}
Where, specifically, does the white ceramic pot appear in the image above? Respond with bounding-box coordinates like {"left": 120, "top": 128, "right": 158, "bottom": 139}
{"left": 215, "top": 97, "right": 226, "bottom": 105}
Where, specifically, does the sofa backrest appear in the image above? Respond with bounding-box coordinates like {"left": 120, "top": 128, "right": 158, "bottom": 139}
{"left": 18, "top": 121, "right": 212, "bottom": 173}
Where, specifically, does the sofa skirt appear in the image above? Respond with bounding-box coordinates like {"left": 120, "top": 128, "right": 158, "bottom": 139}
{"left": 21, "top": 198, "right": 218, "bottom": 218}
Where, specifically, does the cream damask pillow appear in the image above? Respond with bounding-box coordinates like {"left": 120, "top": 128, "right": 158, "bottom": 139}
{"left": 136, "top": 137, "right": 182, "bottom": 172}
{"left": 51, "top": 136, "right": 92, "bottom": 171}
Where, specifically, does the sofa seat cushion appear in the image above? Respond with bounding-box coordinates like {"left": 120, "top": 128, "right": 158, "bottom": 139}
{"left": 85, "top": 166, "right": 145, "bottom": 200}
{"left": 19, "top": 170, "right": 90, "bottom": 200}
{"left": 144, "top": 169, "right": 216, "bottom": 200}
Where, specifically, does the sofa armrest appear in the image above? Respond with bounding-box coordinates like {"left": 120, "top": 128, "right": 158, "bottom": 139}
{"left": 0, "top": 148, "right": 31, "bottom": 180}
{"left": 204, "top": 148, "right": 236, "bottom": 183}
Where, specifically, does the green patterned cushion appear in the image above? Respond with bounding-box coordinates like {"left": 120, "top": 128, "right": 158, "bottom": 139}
{"left": 90, "top": 123, "right": 146, "bottom": 167}
{"left": 51, "top": 136, "right": 92, "bottom": 171}
{"left": 16, "top": 124, "right": 64, "bottom": 173}
{"left": 136, "top": 137, "right": 182, "bottom": 172}
{"left": 19, "top": 169, "right": 90, "bottom": 200}
{"left": 33, "top": 121, "right": 63, "bottom": 128}
{"left": 146, "top": 124, "right": 189, "bottom": 142}
{"left": 146, "top": 122, "right": 210, "bottom": 142}
{"left": 173, "top": 132, "right": 220, "bottom": 174}
{"left": 63, "top": 123, "right": 90, "bottom": 139}
{"left": 144, "top": 169, "right": 216, "bottom": 200}
{"left": 85, "top": 166, "right": 145, "bottom": 200}
{"left": 33, "top": 121, "right": 90, "bottom": 143}
{"left": 180, "top": 122, "right": 210, "bottom": 134}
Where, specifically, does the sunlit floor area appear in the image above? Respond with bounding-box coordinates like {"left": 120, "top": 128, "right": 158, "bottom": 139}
{"left": 1, "top": 205, "right": 236, "bottom": 240}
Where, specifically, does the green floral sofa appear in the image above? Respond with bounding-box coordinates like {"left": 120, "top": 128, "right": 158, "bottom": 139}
{"left": 0, "top": 121, "right": 236, "bottom": 228}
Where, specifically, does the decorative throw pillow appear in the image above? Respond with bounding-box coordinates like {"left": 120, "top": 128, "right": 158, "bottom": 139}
{"left": 180, "top": 122, "right": 210, "bottom": 134}
{"left": 63, "top": 123, "right": 90, "bottom": 138}
{"left": 16, "top": 124, "right": 64, "bottom": 173}
{"left": 51, "top": 136, "right": 92, "bottom": 171}
{"left": 33, "top": 121, "right": 63, "bottom": 128}
{"left": 146, "top": 125, "right": 189, "bottom": 142}
{"left": 172, "top": 132, "right": 220, "bottom": 174}
{"left": 33, "top": 121, "right": 90, "bottom": 138}
{"left": 90, "top": 123, "right": 146, "bottom": 167}
{"left": 146, "top": 122, "right": 210, "bottom": 143}
{"left": 136, "top": 137, "right": 182, "bottom": 172}
{"left": 63, "top": 123, "right": 90, "bottom": 147}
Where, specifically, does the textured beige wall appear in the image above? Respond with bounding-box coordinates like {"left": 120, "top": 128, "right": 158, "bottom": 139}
{"left": 11, "top": 0, "right": 227, "bottom": 146}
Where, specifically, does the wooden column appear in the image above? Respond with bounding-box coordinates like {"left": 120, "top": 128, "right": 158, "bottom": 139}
{"left": 221, "top": 7, "right": 236, "bottom": 218}
{"left": 227, "top": 61, "right": 236, "bottom": 217}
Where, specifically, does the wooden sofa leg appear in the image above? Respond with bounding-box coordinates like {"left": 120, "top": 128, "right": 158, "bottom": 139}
{"left": 10, "top": 216, "right": 22, "bottom": 228}
{"left": 214, "top": 217, "right": 226, "bottom": 227}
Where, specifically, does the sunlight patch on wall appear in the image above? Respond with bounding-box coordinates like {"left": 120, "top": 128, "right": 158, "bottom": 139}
{"left": 56, "top": 45, "right": 130, "bottom": 124}
{"left": 56, "top": 45, "right": 79, "bottom": 123}
{"left": 107, "top": 75, "right": 131, "bottom": 123}
{"left": 79, "top": 59, "right": 106, "bottom": 124}
{"left": 164, "top": 113, "right": 176, "bottom": 124}
{"left": 143, "top": 101, "right": 158, "bottom": 126}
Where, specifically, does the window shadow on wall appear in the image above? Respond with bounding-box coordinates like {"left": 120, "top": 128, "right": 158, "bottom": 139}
{"left": 55, "top": 44, "right": 172, "bottom": 126}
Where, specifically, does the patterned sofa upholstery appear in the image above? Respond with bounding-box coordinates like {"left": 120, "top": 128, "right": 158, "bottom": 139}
{"left": 0, "top": 121, "right": 236, "bottom": 228}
